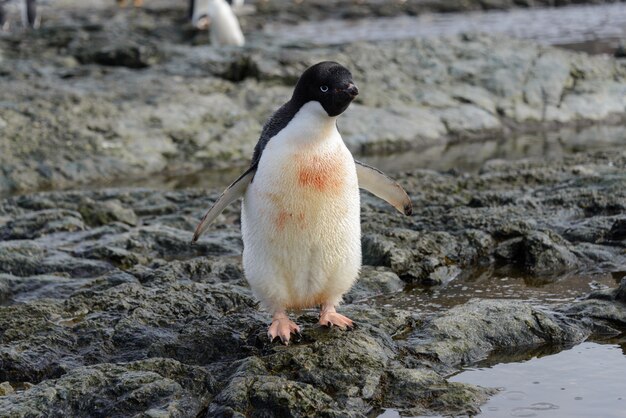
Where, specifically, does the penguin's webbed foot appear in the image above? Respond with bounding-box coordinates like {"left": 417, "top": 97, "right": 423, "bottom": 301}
{"left": 319, "top": 306, "right": 354, "bottom": 330}
{"left": 268, "top": 313, "right": 300, "bottom": 345}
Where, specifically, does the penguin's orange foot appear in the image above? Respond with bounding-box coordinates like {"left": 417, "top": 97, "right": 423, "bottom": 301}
{"left": 268, "top": 317, "right": 300, "bottom": 345}
{"left": 319, "top": 311, "right": 354, "bottom": 330}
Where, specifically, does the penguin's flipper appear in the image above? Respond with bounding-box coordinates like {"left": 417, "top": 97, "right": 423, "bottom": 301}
{"left": 192, "top": 167, "right": 255, "bottom": 242}
{"left": 355, "top": 160, "right": 412, "bottom": 216}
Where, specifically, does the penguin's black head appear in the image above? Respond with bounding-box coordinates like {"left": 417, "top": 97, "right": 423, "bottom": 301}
{"left": 292, "top": 61, "right": 359, "bottom": 117}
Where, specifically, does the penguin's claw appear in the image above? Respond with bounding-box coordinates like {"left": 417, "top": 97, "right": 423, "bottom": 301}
{"left": 268, "top": 318, "right": 300, "bottom": 345}
{"left": 319, "top": 312, "right": 354, "bottom": 330}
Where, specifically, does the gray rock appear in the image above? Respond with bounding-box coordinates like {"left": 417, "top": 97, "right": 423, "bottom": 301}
{"left": 406, "top": 299, "right": 589, "bottom": 368}
{"left": 344, "top": 266, "right": 405, "bottom": 303}
{"left": 78, "top": 199, "right": 138, "bottom": 227}
{"left": 384, "top": 367, "right": 495, "bottom": 417}
{"left": 0, "top": 118, "right": 624, "bottom": 416}
{"left": 0, "top": 209, "right": 85, "bottom": 240}
{"left": 2, "top": 13, "right": 626, "bottom": 195}
{"left": 0, "top": 358, "right": 214, "bottom": 418}
{"left": 496, "top": 231, "right": 581, "bottom": 275}
{"left": 0, "top": 382, "right": 14, "bottom": 396}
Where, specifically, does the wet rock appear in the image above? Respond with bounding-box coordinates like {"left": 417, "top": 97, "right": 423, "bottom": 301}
{"left": 0, "top": 241, "right": 114, "bottom": 278}
{"left": 78, "top": 199, "right": 138, "bottom": 227}
{"left": 495, "top": 231, "right": 581, "bottom": 275}
{"left": 0, "top": 209, "right": 85, "bottom": 240}
{"left": 344, "top": 266, "right": 405, "bottom": 303}
{"left": 362, "top": 229, "right": 494, "bottom": 285}
{"left": 560, "top": 279, "right": 626, "bottom": 332}
{"left": 0, "top": 147, "right": 623, "bottom": 415}
{"left": 383, "top": 368, "right": 495, "bottom": 417}
{"left": 0, "top": 273, "right": 89, "bottom": 304}
{"left": 406, "top": 299, "right": 589, "bottom": 368}
{"left": 208, "top": 306, "right": 407, "bottom": 416}
{"left": 0, "top": 382, "right": 14, "bottom": 396}
{"left": 208, "top": 358, "right": 342, "bottom": 417}
{"left": 608, "top": 218, "right": 626, "bottom": 242}
{"left": 74, "top": 40, "right": 162, "bottom": 69}
{"left": 254, "top": 0, "right": 620, "bottom": 20}
{"left": 0, "top": 358, "right": 214, "bottom": 417}
{"left": 3, "top": 19, "right": 626, "bottom": 195}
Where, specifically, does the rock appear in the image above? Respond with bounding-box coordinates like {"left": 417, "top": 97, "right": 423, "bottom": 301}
{"left": 405, "top": 299, "right": 589, "bottom": 368}
{"left": 0, "top": 6, "right": 626, "bottom": 408}
{"left": 616, "top": 278, "right": 626, "bottom": 303}
{"left": 0, "top": 145, "right": 624, "bottom": 415}
{"left": 0, "top": 209, "right": 85, "bottom": 240}
{"left": 608, "top": 218, "right": 626, "bottom": 242}
{"left": 0, "top": 382, "right": 14, "bottom": 396}
{"left": 78, "top": 199, "right": 138, "bottom": 227}
{"left": 74, "top": 40, "right": 162, "bottom": 69}
{"left": 344, "top": 266, "right": 405, "bottom": 303}
{"left": 253, "top": 0, "right": 622, "bottom": 21}
{"left": 3, "top": 18, "right": 626, "bottom": 195}
{"left": 438, "top": 104, "right": 502, "bottom": 136}
{"left": 383, "top": 368, "right": 495, "bottom": 417}
{"left": 560, "top": 279, "right": 626, "bottom": 333}
{"left": 0, "top": 359, "right": 214, "bottom": 417}
{"left": 495, "top": 231, "right": 581, "bottom": 275}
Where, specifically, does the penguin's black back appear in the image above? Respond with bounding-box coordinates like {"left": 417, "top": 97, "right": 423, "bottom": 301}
{"left": 250, "top": 100, "right": 301, "bottom": 169}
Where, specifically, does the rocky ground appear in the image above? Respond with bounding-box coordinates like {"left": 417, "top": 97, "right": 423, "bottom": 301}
{"left": 0, "top": 147, "right": 624, "bottom": 416}
{"left": 1, "top": 1, "right": 626, "bottom": 195}
{"left": 1, "top": 0, "right": 626, "bottom": 416}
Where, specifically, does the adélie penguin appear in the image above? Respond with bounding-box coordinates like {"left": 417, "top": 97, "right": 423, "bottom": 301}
{"left": 21, "top": 0, "right": 39, "bottom": 28}
{"left": 190, "top": 0, "right": 244, "bottom": 46}
{"left": 192, "top": 62, "right": 412, "bottom": 344}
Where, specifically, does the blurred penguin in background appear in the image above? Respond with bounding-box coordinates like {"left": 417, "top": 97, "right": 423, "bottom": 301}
{"left": 21, "top": 0, "right": 38, "bottom": 28}
{"left": 0, "top": 2, "right": 7, "bottom": 30}
{"left": 229, "top": 0, "right": 244, "bottom": 9}
{"left": 190, "top": 0, "right": 245, "bottom": 46}
{"left": 1, "top": 0, "right": 39, "bottom": 30}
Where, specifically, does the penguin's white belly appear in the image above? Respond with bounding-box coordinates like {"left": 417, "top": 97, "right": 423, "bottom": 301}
{"left": 209, "top": 0, "right": 245, "bottom": 46}
{"left": 241, "top": 138, "right": 361, "bottom": 311}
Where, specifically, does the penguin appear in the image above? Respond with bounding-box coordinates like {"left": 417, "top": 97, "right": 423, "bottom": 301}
{"left": 0, "top": 3, "right": 6, "bottom": 31}
{"left": 190, "top": 0, "right": 245, "bottom": 46}
{"left": 21, "top": 0, "right": 38, "bottom": 28}
{"left": 192, "top": 62, "right": 412, "bottom": 344}
{"left": 226, "top": 0, "right": 244, "bottom": 9}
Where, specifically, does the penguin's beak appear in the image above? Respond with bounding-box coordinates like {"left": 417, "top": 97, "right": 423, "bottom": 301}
{"left": 344, "top": 83, "right": 359, "bottom": 98}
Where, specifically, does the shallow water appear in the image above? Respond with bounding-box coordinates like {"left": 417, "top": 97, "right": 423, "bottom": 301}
{"left": 263, "top": 3, "right": 626, "bottom": 54}
{"left": 361, "top": 124, "right": 626, "bottom": 174}
{"left": 451, "top": 341, "right": 626, "bottom": 418}
{"left": 378, "top": 341, "right": 626, "bottom": 418}
{"left": 367, "top": 269, "right": 625, "bottom": 313}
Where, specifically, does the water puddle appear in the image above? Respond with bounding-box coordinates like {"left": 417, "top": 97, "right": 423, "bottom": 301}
{"left": 263, "top": 3, "right": 626, "bottom": 54}
{"left": 450, "top": 341, "right": 626, "bottom": 418}
{"left": 378, "top": 341, "right": 626, "bottom": 417}
{"left": 367, "top": 269, "right": 624, "bottom": 313}
{"left": 359, "top": 124, "right": 626, "bottom": 174}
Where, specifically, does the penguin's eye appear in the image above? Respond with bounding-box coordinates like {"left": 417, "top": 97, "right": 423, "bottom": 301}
{"left": 320, "top": 85, "right": 329, "bottom": 93}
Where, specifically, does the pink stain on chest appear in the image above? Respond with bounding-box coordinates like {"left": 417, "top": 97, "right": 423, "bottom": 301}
{"left": 296, "top": 152, "right": 345, "bottom": 192}
{"left": 274, "top": 210, "right": 307, "bottom": 231}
